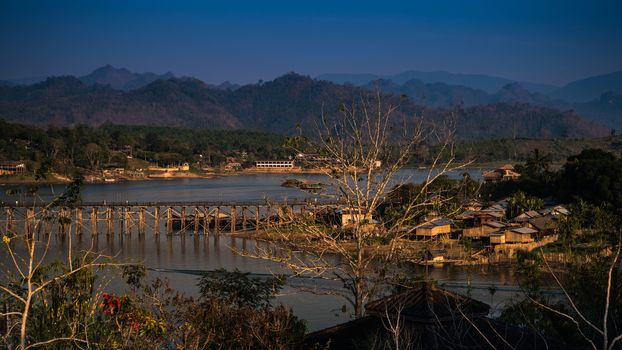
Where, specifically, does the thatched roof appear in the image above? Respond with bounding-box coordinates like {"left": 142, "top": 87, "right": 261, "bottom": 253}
{"left": 365, "top": 282, "right": 489, "bottom": 323}
{"left": 303, "top": 282, "right": 569, "bottom": 350}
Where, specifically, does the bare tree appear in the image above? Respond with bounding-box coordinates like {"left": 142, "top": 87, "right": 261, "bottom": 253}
{"left": 0, "top": 181, "right": 125, "bottom": 349}
{"left": 527, "top": 236, "right": 622, "bottom": 350}
{"left": 244, "top": 92, "right": 469, "bottom": 317}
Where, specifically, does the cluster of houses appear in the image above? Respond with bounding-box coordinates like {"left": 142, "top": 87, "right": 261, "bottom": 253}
{"left": 452, "top": 201, "right": 568, "bottom": 246}
{"left": 147, "top": 162, "right": 190, "bottom": 172}
{"left": 0, "top": 161, "right": 26, "bottom": 176}
{"left": 482, "top": 164, "right": 521, "bottom": 182}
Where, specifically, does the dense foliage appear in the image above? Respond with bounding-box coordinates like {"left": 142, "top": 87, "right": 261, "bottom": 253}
{"left": 0, "top": 119, "right": 290, "bottom": 174}
{"left": 1, "top": 262, "right": 305, "bottom": 349}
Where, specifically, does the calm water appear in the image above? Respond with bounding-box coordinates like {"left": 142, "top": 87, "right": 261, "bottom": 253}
{"left": 1, "top": 169, "right": 525, "bottom": 332}
{"left": 1, "top": 168, "right": 483, "bottom": 204}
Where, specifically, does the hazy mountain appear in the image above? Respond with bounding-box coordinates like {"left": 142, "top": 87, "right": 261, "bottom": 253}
{"left": 490, "top": 83, "right": 554, "bottom": 106}
{"left": 213, "top": 81, "right": 241, "bottom": 91}
{"left": 573, "top": 92, "right": 622, "bottom": 131}
{"left": 549, "top": 71, "right": 622, "bottom": 103}
{"left": 79, "top": 64, "right": 176, "bottom": 91}
{"left": 0, "top": 72, "right": 608, "bottom": 139}
{"left": 366, "top": 79, "right": 490, "bottom": 107}
{"left": 4, "top": 76, "right": 48, "bottom": 85}
{"left": 318, "top": 70, "right": 558, "bottom": 94}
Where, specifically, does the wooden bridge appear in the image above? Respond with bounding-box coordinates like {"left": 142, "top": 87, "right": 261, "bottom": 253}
{"left": 0, "top": 200, "right": 340, "bottom": 236}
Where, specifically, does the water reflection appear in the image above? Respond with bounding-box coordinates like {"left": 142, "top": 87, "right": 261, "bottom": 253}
{"left": 2, "top": 229, "right": 528, "bottom": 331}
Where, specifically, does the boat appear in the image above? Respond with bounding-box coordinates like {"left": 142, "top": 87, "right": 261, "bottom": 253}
{"left": 281, "top": 179, "right": 302, "bottom": 188}
{"left": 298, "top": 181, "right": 323, "bottom": 190}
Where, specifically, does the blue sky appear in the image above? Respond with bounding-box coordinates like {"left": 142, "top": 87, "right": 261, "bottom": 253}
{"left": 1, "top": 0, "right": 621, "bottom": 85}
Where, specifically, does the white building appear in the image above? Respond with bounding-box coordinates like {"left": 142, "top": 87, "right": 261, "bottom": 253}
{"left": 255, "top": 160, "right": 295, "bottom": 168}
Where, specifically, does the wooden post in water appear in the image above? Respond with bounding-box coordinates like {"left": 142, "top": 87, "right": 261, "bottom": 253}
{"left": 139, "top": 207, "right": 145, "bottom": 235}
{"left": 5, "top": 208, "right": 13, "bottom": 233}
{"left": 215, "top": 207, "right": 220, "bottom": 234}
{"left": 255, "top": 206, "right": 260, "bottom": 231}
{"left": 42, "top": 209, "right": 51, "bottom": 235}
{"left": 106, "top": 207, "right": 113, "bottom": 235}
{"left": 124, "top": 207, "right": 131, "bottom": 235}
{"left": 242, "top": 206, "right": 247, "bottom": 231}
{"left": 180, "top": 207, "right": 187, "bottom": 234}
{"left": 193, "top": 207, "right": 200, "bottom": 235}
{"left": 75, "top": 208, "right": 82, "bottom": 235}
{"left": 25, "top": 208, "right": 35, "bottom": 235}
{"left": 91, "top": 207, "right": 97, "bottom": 235}
{"left": 230, "top": 206, "right": 236, "bottom": 233}
{"left": 59, "top": 207, "right": 67, "bottom": 235}
{"left": 166, "top": 207, "right": 173, "bottom": 235}
{"left": 203, "top": 207, "right": 210, "bottom": 236}
{"left": 154, "top": 207, "right": 160, "bottom": 235}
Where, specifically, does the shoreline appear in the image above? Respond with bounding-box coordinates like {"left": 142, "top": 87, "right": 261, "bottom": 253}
{"left": 0, "top": 164, "right": 492, "bottom": 186}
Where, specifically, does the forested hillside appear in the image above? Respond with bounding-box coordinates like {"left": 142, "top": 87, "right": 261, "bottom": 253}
{"left": 0, "top": 73, "right": 609, "bottom": 139}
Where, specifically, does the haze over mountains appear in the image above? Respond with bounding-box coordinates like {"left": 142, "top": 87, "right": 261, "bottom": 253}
{"left": 0, "top": 65, "right": 620, "bottom": 138}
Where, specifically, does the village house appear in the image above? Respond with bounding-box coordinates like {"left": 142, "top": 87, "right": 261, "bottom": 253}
{"left": 147, "top": 162, "right": 190, "bottom": 172}
{"left": 339, "top": 207, "right": 374, "bottom": 227}
{"left": 0, "top": 161, "right": 26, "bottom": 175}
{"left": 413, "top": 218, "right": 453, "bottom": 239}
{"left": 488, "top": 226, "right": 538, "bottom": 245}
{"left": 223, "top": 157, "right": 242, "bottom": 170}
{"left": 463, "top": 198, "right": 483, "bottom": 211}
{"left": 539, "top": 205, "right": 570, "bottom": 216}
{"left": 513, "top": 210, "right": 541, "bottom": 223}
{"left": 462, "top": 220, "right": 507, "bottom": 239}
{"left": 482, "top": 164, "right": 521, "bottom": 183}
{"left": 504, "top": 226, "right": 537, "bottom": 243}
{"left": 295, "top": 153, "right": 339, "bottom": 168}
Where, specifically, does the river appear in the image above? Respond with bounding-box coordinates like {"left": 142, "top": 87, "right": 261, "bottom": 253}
{"left": 1, "top": 169, "right": 529, "bottom": 332}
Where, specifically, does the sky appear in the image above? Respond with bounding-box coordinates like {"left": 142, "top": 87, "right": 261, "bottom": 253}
{"left": 1, "top": 0, "right": 621, "bottom": 86}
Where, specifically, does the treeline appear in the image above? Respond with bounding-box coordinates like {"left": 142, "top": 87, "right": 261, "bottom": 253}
{"left": 484, "top": 148, "right": 622, "bottom": 246}
{"left": 428, "top": 136, "right": 622, "bottom": 164}
{"left": 0, "top": 119, "right": 290, "bottom": 174}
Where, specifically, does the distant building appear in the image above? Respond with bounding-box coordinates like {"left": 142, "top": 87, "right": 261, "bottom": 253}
{"left": 414, "top": 218, "right": 453, "bottom": 239}
{"left": 482, "top": 164, "right": 521, "bottom": 183}
{"left": 0, "top": 161, "right": 26, "bottom": 175}
{"left": 489, "top": 226, "right": 538, "bottom": 245}
{"left": 148, "top": 162, "right": 190, "bottom": 172}
{"left": 224, "top": 162, "right": 242, "bottom": 170}
{"left": 339, "top": 207, "right": 373, "bottom": 227}
{"left": 295, "top": 153, "right": 338, "bottom": 168}
{"left": 255, "top": 160, "right": 295, "bottom": 168}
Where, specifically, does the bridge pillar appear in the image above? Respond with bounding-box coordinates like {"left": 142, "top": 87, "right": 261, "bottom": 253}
{"left": 91, "top": 207, "right": 97, "bottom": 235}
{"left": 230, "top": 206, "right": 236, "bottom": 233}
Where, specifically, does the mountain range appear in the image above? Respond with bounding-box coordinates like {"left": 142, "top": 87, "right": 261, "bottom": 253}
{"left": 0, "top": 70, "right": 610, "bottom": 139}
{"left": 353, "top": 77, "right": 622, "bottom": 131}
{"left": 317, "top": 71, "right": 558, "bottom": 94}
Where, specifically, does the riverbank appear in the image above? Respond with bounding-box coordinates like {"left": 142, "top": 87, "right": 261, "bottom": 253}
{"left": 0, "top": 173, "right": 72, "bottom": 185}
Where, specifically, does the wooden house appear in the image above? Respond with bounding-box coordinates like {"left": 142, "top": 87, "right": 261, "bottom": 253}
{"left": 462, "top": 220, "right": 506, "bottom": 239}
{"left": 489, "top": 232, "right": 506, "bottom": 244}
{"left": 482, "top": 164, "right": 521, "bottom": 183}
{"left": 513, "top": 210, "right": 541, "bottom": 223}
{"left": 414, "top": 218, "right": 453, "bottom": 239}
{"left": 339, "top": 207, "right": 374, "bottom": 228}
{"left": 504, "top": 227, "right": 537, "bottom": 243}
